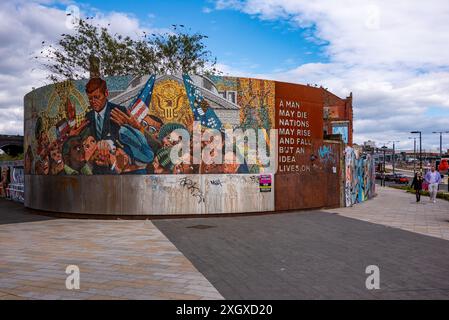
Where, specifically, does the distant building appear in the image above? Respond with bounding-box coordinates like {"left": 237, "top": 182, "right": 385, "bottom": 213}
{"left": 323, "top": 90, "right": 353, "bottom": 145}
{"left": 364, "top": 140, "right": 376, "bottom": 148}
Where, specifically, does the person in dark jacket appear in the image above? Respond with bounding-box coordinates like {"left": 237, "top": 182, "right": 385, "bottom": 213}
{"left": 85, "top": 77, "right": 128, "bottom": 143}
{"left": 410, "top": 173, "right": 423, "bottom": 202}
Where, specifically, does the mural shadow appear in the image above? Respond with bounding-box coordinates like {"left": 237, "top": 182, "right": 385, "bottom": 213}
{"left": 0, "top": 199, "right": 57, "bottom": 225}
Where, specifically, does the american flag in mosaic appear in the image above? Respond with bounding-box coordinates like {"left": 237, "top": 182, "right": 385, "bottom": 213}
{"left": 56, "top": 119, "right": 69, "bottom": 139}
{"left": 128, "top": 75, "right": 156, "bottom": 122}
{"left": 182, "top": 74, "right": 223, "bottom": 130}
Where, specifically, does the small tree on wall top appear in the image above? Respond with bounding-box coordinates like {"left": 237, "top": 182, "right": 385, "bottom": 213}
{"left": 37, "top": 19, "right": 220, "bottom": 81}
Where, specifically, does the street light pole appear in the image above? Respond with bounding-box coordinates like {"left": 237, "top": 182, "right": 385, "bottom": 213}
{"left": 433, "top": 131, "right": 443, "bottom": 158}
{"left": 393, "top": 142, "right": 396, "bottom": 174}
{"left": 432, "top": 131, "right": 449, "bottom": 193}
{"left": 381, "top": 145, "right": 387, "bottom": 187}
{"left": 432, "top": 131, "right": 449, "bottom": 158}
{"left": 389, "top": 140, "right": 400, "bottom": 174}
{"left": 408, "top": 137, "right": 417, "bottom": 173}
{"left": 411, "top": 131, "right": 422, "bottom": 172}
{"left": 419, "top": 131, "right": 422, "bottom": 173}
{"left": 413, "top": 138, "right": 416, "bottom": 173}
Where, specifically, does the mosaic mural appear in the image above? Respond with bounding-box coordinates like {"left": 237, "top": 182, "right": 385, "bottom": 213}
{"left": 24, "top": 74, "right": 276, "bottom": 175}
{"left": 344, "top": 146, "right": 375, "bottom": 206}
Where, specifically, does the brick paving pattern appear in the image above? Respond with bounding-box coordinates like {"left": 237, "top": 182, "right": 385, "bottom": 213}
{"left": 2, "top": 185, "right": 449, "bottom": 300}
{"left": 326, "top": 186, "right": 449, "bottom": 240}
{"left": 155, "top": 210, "right": 449, "bottom": 299}
{"left": 0, "top": 200, "right": 223, "bottom": 300}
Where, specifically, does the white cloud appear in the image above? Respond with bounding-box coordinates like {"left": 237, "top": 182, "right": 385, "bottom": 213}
{"left": 202, "top": 7, "right": 213, "bottom": 14}
{"left": 2, "top": 0, "right": 449, "bottom": 152}
{"left": 215, "top": 0, "right": 449, "bottom": 151}
{"left": 214, "top": 63, "right": 249, "bottom": 77}
{"left": 0, "top": 0, "right": 158, "bottom": 135}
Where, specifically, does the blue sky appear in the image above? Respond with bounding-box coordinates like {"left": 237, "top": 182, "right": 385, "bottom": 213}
{"left": 1, "top": 0, "right": 449, "bottom": 151}
{"left": 63, "top": 0, "right": 327, "bottom": 74}
{"left": 425, "top": 107, "right": 449, "bottom": 118}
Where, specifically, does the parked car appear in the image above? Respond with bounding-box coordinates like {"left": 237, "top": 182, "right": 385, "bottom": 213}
{"left": 375, "top": 172, "right": 392, "bottom": 180}
{"left": 392, "top": 174, "right": 409, "bottom": 184}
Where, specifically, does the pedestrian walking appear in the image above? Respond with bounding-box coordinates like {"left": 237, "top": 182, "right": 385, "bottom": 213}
{"left": 410, "top": 173, "right": 423, "bottom": 202}
{"left": 424, "top": 167, "right": 442, "bottom": 203}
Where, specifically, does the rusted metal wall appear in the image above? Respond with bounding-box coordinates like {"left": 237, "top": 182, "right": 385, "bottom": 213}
{"left": 25, "top": 174, "right": 274, "bottom": 215}
{"left": 275, "top": 141, "right": 341, "bottom": 210}
{"left": 274, "top": 81, "right": 342, "bottom": 211}
{"left": 23, "top": 75, "right": 350, "bottom": 216}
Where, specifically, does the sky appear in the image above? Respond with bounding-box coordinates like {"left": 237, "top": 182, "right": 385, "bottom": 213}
{"left": 1, "top": 0, "right": 449, "bottom": 151}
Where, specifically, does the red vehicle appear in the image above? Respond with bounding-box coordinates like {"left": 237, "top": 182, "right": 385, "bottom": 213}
{"left": 438, "top": 158, "right": 449, "bottom": 173}
{"left": 393, "top": 174, "right": 409, "bottom": 184}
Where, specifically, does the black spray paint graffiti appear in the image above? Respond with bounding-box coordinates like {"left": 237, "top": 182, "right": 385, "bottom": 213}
{"left": 249, "top": 175, "right": 259, "bottom": 185}
{"left": 210, "top": 179, "right": 223, "bottom": 187}
{"left": 179, "top": 177, "right": 205, "bottom": 203}
{"left": 227, "top": 175, "right": 260, "bottom": 185}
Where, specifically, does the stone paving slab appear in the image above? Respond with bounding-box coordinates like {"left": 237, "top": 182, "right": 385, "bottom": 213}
{"left": 0, "top": 200, "right": 223, "bottom": 300}
{"left": 154, "top": 211, "right": 449, "bottom": 299}
{"left": 326, "top": 186, "right": 449, "bottom": 240}
{"left": 2, "top": 185, "right": 449, "bottom": 300}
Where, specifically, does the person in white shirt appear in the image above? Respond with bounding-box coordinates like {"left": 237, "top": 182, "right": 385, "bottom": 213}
{"left": 424, "top": 167, "right": 442, "bottom": 203}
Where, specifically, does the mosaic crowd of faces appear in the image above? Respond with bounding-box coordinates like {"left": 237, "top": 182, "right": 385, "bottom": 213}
{"left": 24, "top": 74, "right": 276, "bottom": 175}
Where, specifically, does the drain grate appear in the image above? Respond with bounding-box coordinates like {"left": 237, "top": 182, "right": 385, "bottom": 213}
{"left": 186, "top": 224, "right": 216, "bottom": 229}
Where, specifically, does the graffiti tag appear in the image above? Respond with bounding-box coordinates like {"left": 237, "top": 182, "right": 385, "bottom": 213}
{"left": 228, "top": 175, "right": 260, "bottom": 185}
{"left": 318, "top": 145, "right": 332, "bottom": 159}
{"left": 344, "top": 148, "right": 375, "bottom": 206}
{"left": 210, "top": 179, "right": 223, "bottom": 187}
{"left": 179, "top": 177, "right": 205, "bottom": 203}
{"left": 318, "top": 145, "right": 335, "bottom": 164}
{"left": 249, "top": 175, "right": 259, "bottom": 184}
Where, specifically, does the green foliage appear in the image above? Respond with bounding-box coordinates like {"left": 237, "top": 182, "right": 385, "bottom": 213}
{"left": 38, "top": 20, "right": 219, "bottom": 81}
{"left": 390, "top": 185, "right": 449, "bottom": 201}
{"left": 0, "top": 153, "right": 23, "bottom": 161}
{"left": 152, "top": 31, "right": 217, "bottom": 75}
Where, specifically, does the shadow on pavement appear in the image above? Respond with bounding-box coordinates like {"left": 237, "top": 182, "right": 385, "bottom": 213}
{"left": 0, "top": 199, "right": 57, "bottom": 225}
{"left": 154, "top": 211, "right": 449, "bottom": 299}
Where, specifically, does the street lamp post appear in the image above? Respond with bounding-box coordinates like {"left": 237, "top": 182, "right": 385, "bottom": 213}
{"left": 431, "top": 131, "right": 449, "bottom": 193}
{"left": 432, "top": 131, "right": 449, "bottom": 158}
{"left": 408, "top": 137, "right": 416, "bottom": 173}
{"left": 381, "top": 145, "right": 388, "bottom": 187}
{"left": 411, "top": 131, "right": 422, "bottom": 172}
{"left": 389, "top": 140, "right": 400, "bottom": 174}
{"left": 433, "top": 131, "right": 443, "bottom": 158}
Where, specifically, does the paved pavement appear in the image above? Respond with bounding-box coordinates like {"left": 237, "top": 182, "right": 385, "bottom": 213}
{"left": 0, "top": 200, "right": 222, "bottom": 300}
{"left": 327, "top": 186, "right": 449, "bottom": 241}
{"left": 1, "top": 185, "right": 449, "bottom": 299}
{"left": 154, "top": 208, "right": 449, "bottom": 299}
